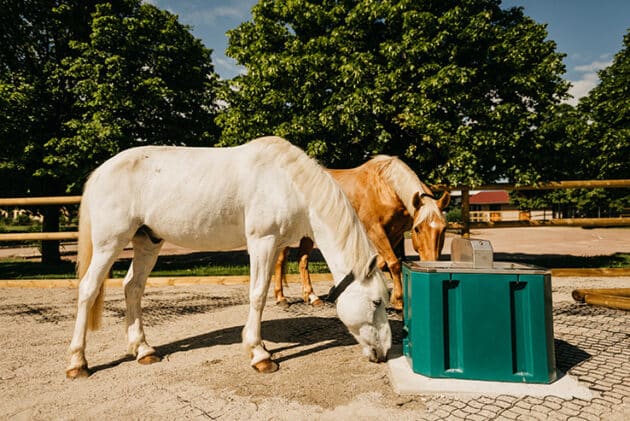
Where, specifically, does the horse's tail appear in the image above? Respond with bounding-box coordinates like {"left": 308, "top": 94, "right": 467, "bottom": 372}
{"left": 76, "top": 199, "right": 104, "bottom": 331}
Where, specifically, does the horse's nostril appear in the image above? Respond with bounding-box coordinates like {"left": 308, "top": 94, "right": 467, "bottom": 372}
{"left": 368, "top": 348, "right": 388, "bottom": 363}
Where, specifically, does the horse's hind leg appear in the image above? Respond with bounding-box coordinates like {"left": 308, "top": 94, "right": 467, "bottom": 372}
{"left": 67, "top": 242, "right": 127, "bottom": 378}
{"left": 124, "top": 229, "right": 163, "bottom": 364}
{"left": 297, "top": 237, "right": 321, "bottom": 306}
{"left": 273, "top": 246, "right": 290, "bottom": 307}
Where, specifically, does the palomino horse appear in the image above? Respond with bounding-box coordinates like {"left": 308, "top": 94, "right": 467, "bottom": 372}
{"left": 66, "top": 136, "right": 391, "bottom": 378}
{"left": 274, "top": 155, "right": 450, "bottom": 310}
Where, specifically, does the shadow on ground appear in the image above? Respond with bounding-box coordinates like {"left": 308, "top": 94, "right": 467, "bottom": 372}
{"left": 87, "top": 316, "right": 405, "bottom": 376}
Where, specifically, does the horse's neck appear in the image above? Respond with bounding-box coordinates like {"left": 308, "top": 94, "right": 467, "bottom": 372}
{"left": 252, "top": 136, "right": 370, "bottom": 284}
{"left": 308, "top": 212, "right": 360, "bottom": 282}
{"left": 380, "top": 159, "right": 430, "bottom": 215}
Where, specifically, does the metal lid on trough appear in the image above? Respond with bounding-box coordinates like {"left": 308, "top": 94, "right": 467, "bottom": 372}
{"left": 451, "top": 237, "right": 494, "bottom": 268}
{"left": 405, "top": 237, "right": 549, "bottom": 275}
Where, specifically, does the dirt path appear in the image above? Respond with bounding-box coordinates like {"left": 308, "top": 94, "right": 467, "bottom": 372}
{"left": 2, "top": 227, "right": 629, "bottom": 260}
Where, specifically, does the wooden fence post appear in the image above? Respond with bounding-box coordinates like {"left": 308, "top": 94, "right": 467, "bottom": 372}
{"left": 461, "top": 187, "right": 470, "bottom": 238}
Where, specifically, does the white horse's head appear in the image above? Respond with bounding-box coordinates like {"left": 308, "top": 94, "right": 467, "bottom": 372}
{"left": 331, "top": 256, "right": 392, "bottom": 362}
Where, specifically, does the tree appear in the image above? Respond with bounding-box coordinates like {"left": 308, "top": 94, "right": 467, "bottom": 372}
{"left": 47, "top": 2, "right": 220, "bottom": 189}
{"left": 576, "top": 28, "right": 630, "bottom": 215}
{"left": 0, "top": 0, "right": 220, "bottom": 262}
{"left": 515, "top": 29, "right": 630, "bottom": 217}
{"left": 579, "top": 29, "right": 630, "bottom": 181}
{"left": 1, "top": 0, "right": 99, "bottom": 262}
{"left": 218, "top": 0, "right": 568, "bottom": 186}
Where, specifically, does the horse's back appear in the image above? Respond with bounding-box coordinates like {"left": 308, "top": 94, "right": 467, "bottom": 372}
{"left": 329, "top": 163, "right": 408, "bottom": 225}
{"left": 83, "top": 142, "right": 310, "bottom": 250}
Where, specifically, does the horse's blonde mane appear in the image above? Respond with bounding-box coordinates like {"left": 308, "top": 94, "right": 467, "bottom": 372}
{"left": 367, "top": 155, "right": 442, "bottom": 224}
{"left": 250, "top": 137, "right": 374, "bottom": 274}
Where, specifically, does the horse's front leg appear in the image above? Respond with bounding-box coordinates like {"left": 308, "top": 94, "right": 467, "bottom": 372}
{"left": 368, "top": 225, "right": 403, "bottom": 310}
{"left": 243, "top": 237, "right": 280, "bottom": 373}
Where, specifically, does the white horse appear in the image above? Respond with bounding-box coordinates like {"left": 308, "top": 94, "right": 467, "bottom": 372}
{"left": 66, "top": 136, "right": 392, "bottom": 378}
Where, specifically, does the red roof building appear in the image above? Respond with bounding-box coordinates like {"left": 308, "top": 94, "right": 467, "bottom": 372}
{"left": 469, "top": 190, "right": 510, "bottom": 205}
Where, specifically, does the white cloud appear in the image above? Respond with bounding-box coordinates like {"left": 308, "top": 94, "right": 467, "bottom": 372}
{"left": 183, "top": 6, "right": 248, "bottom": 27}
{"left": 213, "top": 55, "right": 246, "bottom": 80}
{"left": 564, "top": 59, "right": 612, "bottom": 106}
{"left": 573, "top": 60, "right": 612, "bottom": 73}
{"left": 143, "top": 2, "right": 250, "bottom": 27}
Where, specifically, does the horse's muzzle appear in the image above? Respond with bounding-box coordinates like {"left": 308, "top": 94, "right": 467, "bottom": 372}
{"left": 368, "top": 347, "right": 388, "bottom": 363}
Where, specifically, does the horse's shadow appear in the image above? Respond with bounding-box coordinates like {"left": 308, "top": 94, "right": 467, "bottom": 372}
{"left": 88, "top": 317, "right": 404, "bottom": 375}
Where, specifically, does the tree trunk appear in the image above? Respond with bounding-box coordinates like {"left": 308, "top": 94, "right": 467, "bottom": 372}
{"left": 41, "top": 206, "right": 61, "bottom": 264}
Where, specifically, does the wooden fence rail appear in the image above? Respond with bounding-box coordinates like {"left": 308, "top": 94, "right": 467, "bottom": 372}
{"left": 452, "top": 179, "right": 630, "bottom": 236}
{"left": 0, "top": 196, "right": 81, "bottom": 206}
{"left": 0, "top": 179, "right": 629, "bottom": 242}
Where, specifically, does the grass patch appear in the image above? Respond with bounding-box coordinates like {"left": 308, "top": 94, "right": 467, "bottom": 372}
{"left": 0, "top": 249, "right": 627, "bottom": 280}
{"left": 0, "top": 259, "right": 77, "bottom": 279}
{"left": 0, "top": 249, "right": 331, "bottom": 279}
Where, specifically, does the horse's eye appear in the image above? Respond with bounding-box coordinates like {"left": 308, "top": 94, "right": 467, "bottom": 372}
{"left": 373, "top": 299, "right": 382, "bottom": 307}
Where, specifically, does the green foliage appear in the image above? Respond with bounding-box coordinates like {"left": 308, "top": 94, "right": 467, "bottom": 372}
{"left": 0, "top": 0, "right": 221, "bottom": 195}
{"left": 513, "top": 29, "right": 629, "bottom": 215}
{"left": 511, "top": 188, "right": 623, "bottom": 218}
{"left": 49, "top": 2, "right": 220, "bottom": 190}
{"left": 575, "top": 29, "right": 630, "bottom": 213}
{"left": 445, "top": 207, "right": 463, "bottom": 223}
{"left": 219, "top": 0, "right": 568, "bottom": 185}
{"left": 579, "top": 29, "right": 630, "bottom": 181}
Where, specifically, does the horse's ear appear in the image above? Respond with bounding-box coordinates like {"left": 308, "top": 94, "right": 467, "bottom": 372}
{"left": 438, "top": 191, "right": 451, "bottom": 210}
{"left": 412, "top": 192, "right": 422, "bottom": 210}
{"left": 365, "top": 254, "right": 379, "bottom": 278}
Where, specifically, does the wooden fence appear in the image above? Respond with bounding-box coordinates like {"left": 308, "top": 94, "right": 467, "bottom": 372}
{"left": 449, "top": 179, "right": 630, "bottom": 236}
{"left": 0, "top": 179, "right": 629, "bottom": 242}
{"left": 0, "top": 196, "right": 81, "bottom": 241}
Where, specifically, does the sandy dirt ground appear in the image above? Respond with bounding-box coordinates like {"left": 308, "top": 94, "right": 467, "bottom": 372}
{"left": 0, "top": 227, "right": 628, "bottom": 420}
{"left": 1, "top": 226, "right": 629, "bottom": 260}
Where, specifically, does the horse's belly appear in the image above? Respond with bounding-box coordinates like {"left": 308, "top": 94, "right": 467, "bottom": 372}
{"left": 146, "top": 214, "right": 248, "bottom": 252}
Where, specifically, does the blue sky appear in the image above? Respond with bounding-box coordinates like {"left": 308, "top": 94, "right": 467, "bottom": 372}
{"left": 147, "top": 0, "right": 629, "bottom": 105}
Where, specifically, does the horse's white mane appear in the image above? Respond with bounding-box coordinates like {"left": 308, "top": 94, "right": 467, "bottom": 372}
{"left": 250, "top": 137, "right": 375, "bottom": 274}
{"left": 368, "top": 155, "right": 442, "bottom": 224}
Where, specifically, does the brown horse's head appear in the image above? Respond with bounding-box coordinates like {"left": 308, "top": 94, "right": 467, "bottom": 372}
{"left": 410, "top": 191, "right": 451, "bottom": 261}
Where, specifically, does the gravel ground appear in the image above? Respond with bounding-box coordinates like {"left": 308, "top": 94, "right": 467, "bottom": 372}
{"left": 0, "top": 276, "right": 628, "bottom": 420}
{"left": 0, "top": 227, "right": 628, "bottom": 420}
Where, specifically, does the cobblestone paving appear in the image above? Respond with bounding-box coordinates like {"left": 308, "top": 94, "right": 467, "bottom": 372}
{"left": 414, "top": 301, "right": 629, "bottom": 420}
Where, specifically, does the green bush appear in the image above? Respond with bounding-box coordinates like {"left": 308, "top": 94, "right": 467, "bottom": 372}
{"left": 446, "top": 208, "right": 463, "bottom": 223}
{"left": 14, "top": 213, "right": 32, "bottom": 225}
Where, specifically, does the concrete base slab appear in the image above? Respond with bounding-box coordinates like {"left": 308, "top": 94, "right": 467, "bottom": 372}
{"left": 388, "top": 356, "right": 595, "bottom": 400}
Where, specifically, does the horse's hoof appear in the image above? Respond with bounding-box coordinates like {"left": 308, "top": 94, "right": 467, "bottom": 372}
{"left": 138, "top": 354, "right": 162, "bottom": 365}
{"left": 311, "top": 298, "right": 324, "bottom": 307}
{"left": 253, "top": 359, "right": 279, "bottom": 373}
{"left": 66, "top": 366, "right": 90, "bottom": 379}
{"left": 276, "top": 299, "right": 290, "bottom": 309}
